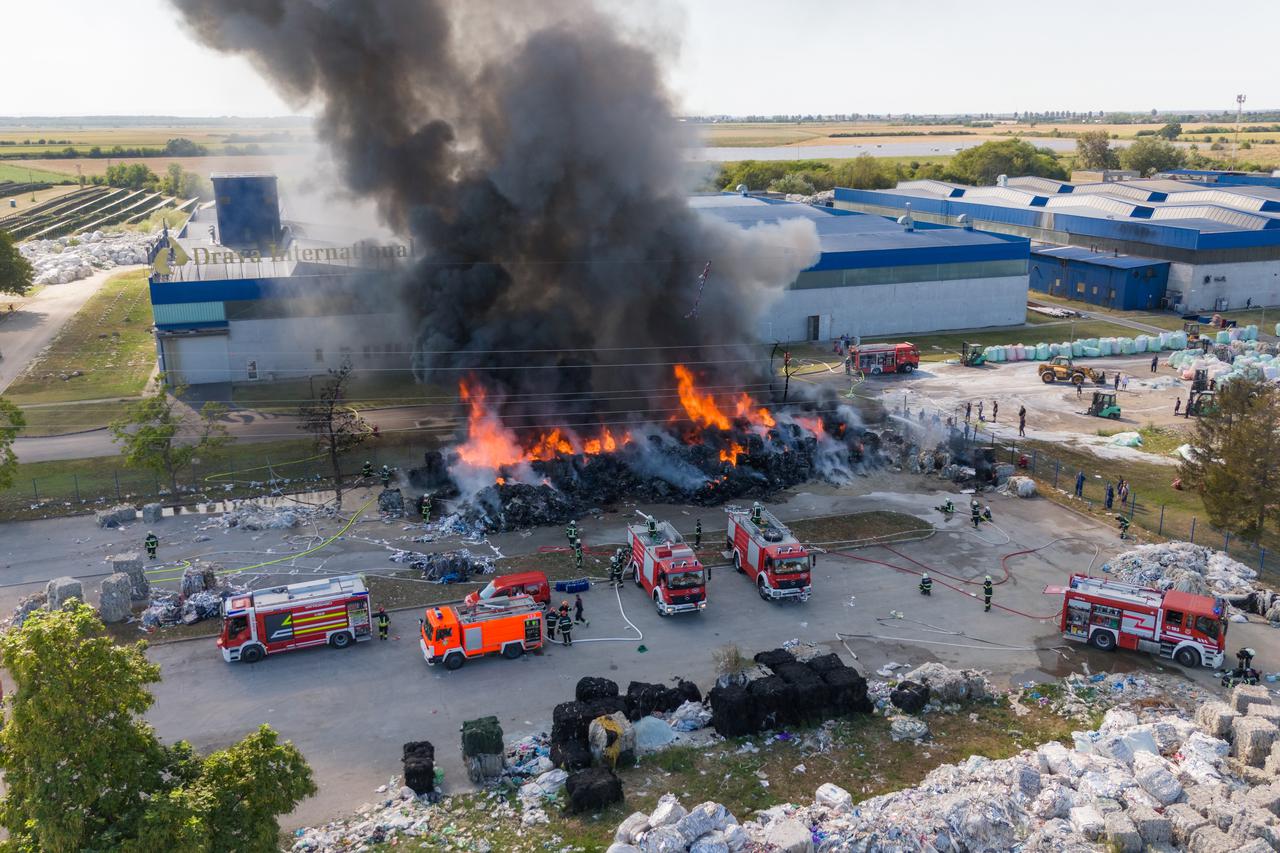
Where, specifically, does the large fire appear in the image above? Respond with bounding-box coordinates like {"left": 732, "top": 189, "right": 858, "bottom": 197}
{"left": 454, "top": 365, "right": 796, "bottom": 480}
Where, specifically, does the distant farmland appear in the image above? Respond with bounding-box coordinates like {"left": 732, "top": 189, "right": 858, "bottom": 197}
{"left": 7, "top": 155, "right": 290, "bottom": 179}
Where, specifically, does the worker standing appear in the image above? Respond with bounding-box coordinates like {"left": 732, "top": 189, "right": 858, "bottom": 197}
{"left": 362, "top": 460, "right": 373, "bottom": 478}
{"left": 919, "top": 573, "right": 933, "bottom": 596}
{"left": 983, "top": 575, "right": 993, "bottom": 612}
{"left": 970, "top": 500, "right": 981, "bottom": 529}
{"left": 750, "top": 502, "right": 763, "bottom": 526}
{"left": 144, "top": 531, "right": 159, "bottom": 560}
{"left": 991, "top": 400, "right": 998, "bottom": 422}
{"left": 574, "top": 594, "right": 587, "bottom": 625}
{"left": 1113, "top": 372, "right": 1120, "bottom": 391}
{"left": 421, "top": 493, "right": 432, "bottom": 523}
{"left": 1018, "top": 406, "right": 1026, "bottom": 437}
{"left": 375, "top": 607, "right": 390, "bottom": 641}
{"left": 694, "top": 519, "right": 702, "bottom": 549}
{"left": 574, "top": 543, "right": 583, "bottom": 571}
{"left": 1174, "top": 397, "right": 1182, "bottom": 416}
{"left": 1151, "top": 354, "right": 1159, "bottom": 373}
{"left": 379, "top": 465, "right": 391, "bottom": 487}
{"left": 1104, "top": 482, "right": 1114, "bottom": 509}
{"left": 1076, "top": 383, "right": 1083, "bottom": 399}
{"left": 566, "top": 519, "right": 577, "bottom": 545}
{"left": 976, "top": 400, "right": 984, "bottom": 421}
{"left": 558, "top": 605, "right": 573, "bottom": 646}
{"left": 964, "top": 401, "right": 972, "bottom": 421}
{"left": 1074, "top": 470, "right": 1085, "bottom": 498}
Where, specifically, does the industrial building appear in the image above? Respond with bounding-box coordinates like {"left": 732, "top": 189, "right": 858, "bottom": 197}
{"left": 693, "top": 194, "right": 1029, "bottom": 342}
{"left": 1029, "top": 247, "right": 1169, "bottom": 310}
{"left": 835, "top": 171, "right": 1280, "bottom": 313}
{"left": 149, "top": 174, "right": 415, "bottom": 386}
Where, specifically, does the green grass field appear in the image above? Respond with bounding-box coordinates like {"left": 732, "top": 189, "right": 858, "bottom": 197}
{"left": 0, "top": 162, "right": 77, "bottom": 186}
{"left": 6, "top": 270, "right": 156, "bottom": 410}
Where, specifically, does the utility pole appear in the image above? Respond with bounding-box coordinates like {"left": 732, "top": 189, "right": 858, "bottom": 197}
{"left": 1232, "top": 94, "right": 1246, "bottom": 170}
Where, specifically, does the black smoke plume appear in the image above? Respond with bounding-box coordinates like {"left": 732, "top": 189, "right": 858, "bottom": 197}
{"left": 168, "top": 0, "right": 819, "bottom": 429}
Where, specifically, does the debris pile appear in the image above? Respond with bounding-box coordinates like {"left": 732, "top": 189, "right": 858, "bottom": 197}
{"left": 1103, "top": 541, "right": 1259, "bottom": 597}
{"left": 9, "top": 591, "right": 47, "bottom": 629}
{"left": 95, "top": 504, "right": 137, "bottom": 528}
{"left": 709, "top": 648, "right": 871, "bottom": 737}
{"left": 902, "top": 661, "right": 991, "bottom": 704}
{"left": 615, "top": 682, "right": 1280, "bottom": 852}
{"left": 610, "top": 794, "right": 746, "bottom": 852}
{"left": 19, "top": 230, "right": 154, "bottom": 286}
{"left": 220, "top": 502, "right": 318, "bottom": 531}
{"left": 390, "top": 548, "right": 494, "bottom": 583}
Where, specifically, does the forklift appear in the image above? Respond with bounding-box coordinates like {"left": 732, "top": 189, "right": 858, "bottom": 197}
{"left": 1184, "top": 321, "right": 1212, "bottom": 353}
{"left": 1086, "top": 391, "right": 1122, "bottom": 419}
{"left": 961, "top": 341, "right": 986, "bottom": 367}
{"left": 1186, "top": 390, "right": 1218, "bottom": 417}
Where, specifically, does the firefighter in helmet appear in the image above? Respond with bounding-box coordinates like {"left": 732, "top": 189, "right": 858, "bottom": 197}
{"left": 647, "top": 517, "right": 658, "bottom": 541}
{"left": 970, "top": 499, "right": 981, "bottom": 529}
{"left": 573, "top": 541, "right": 584, "bottom": 571}
{"left": 421, "top": 493, "right": 432, "bottom": 523}
{"left": 557, "top": 603, "right": 573, "bottom": 646}
{"left": 362, "top": 460, "right": 373, "bottom": 478}
{"left": 937, "top": 498, "right": 955, "bottom": 516}
{"left": 982, "top": 505, "right": 993, "bottom": 522}
{"left": 983, "top": 575, "right": 993, "bottom": 612}
{"left": 694, "top": 519, "right": 702, "bottom": 549}
{"left": 379, "top": 465, "right": 391, "bottom": 487}
{"left": 375, "top": 606, "right": 390, "bottom": 641}
{"left": 751, "top": 502, "right": 763, "bottom": 527}
{"left": 566, "top": 519, "right": 578, "bottom": 545}
{"left": 144, "top": 531, "right": 159, "bottom": 560}
{"left": 919, "top": 572, "right": 933, "bottom": 596}
{"left": 1116, "top": 514, "right": 1131, "bottom": 539}
{"left": 608, "top": 551, "right": 623, "bottom": 586}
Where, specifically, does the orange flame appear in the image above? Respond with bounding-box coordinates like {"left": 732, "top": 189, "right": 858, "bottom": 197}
{"left": 733, "top": 392, "right": 776, "bottom": 430}
{"left": 719, "top": 441, "right": 746, "bottom": 466}
{"left": 456, "top": 382, "right": 532, "bottom": 469}
{"left": 674, "top": 365, "right": 731, "bottom": 430}
{"left": 794, "top": 415, "right": 826, "bottom": 436}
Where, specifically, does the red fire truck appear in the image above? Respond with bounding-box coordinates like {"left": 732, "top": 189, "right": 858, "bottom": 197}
{"left": 848, "top": 342, "right": 920, "bottom": 375}
{"left": 1056, "top": 574, "right": 1227, "bottom": 669}
{"left": 217, "top": 574, "right": 373, "bottom": 663}
{"left": 628, "top": 516, "right": 707, "bottom": 616}
{"left": 726, "top": 503, "right": 814, "bottom": 602}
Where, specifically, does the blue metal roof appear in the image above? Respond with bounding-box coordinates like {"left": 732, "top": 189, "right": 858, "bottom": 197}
{"left": 694, "top": 194, "right": 1028, "bottom": 270}
{"left": 1032, "top": 245, "right": 1169, "bottom": 270}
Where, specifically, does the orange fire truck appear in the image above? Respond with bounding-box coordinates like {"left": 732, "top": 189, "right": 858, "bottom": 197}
{"left": 726, "top": 503, "right": 814, "bottom": 602}
{"left": 419, "top": 595, "right": 544, "bottom": 670}
{"left": 628, "top": 515, "right": 707, "bottom": 616}
{"left": 218, "top": 574, "right": 373, "bottom": 663}
{"left": 1056, "top": 574, "right": 1227, "bottom": 669}
{"left": 848, "top": 342, "right": 920, "bottom": 375}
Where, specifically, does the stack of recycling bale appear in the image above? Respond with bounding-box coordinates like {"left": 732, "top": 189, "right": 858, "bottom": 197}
{"left": 623, "top": 679, "right": 701, "bottom": 720}
{"left": 708, "top": 648, "right": 870, "bottom": 737}
{"left": 401, "top": 741, "right": 435, "bottom": 794}
{"left": 461, "top": 716, "right": 505, "bottom": 784}
{"left": 551, "top": 678, "right": 627, "bottom": 771}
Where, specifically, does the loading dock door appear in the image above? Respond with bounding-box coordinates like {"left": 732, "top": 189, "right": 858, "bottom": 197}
{"left": 806, "top": 315, "right": 820, "bottom": 341}
{"left": 165, "top": 333, "right": 231, "bottom": 385}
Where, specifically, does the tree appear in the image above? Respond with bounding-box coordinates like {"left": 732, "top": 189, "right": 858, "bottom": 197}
{"left": 298, "top": 361, "right": 370, "bottom": 508}
{"left": 0, "top": 229, "right": 34, "bottom": 296}
{"left": 0, "top": 397, "right": 24, "bottom": 491}
{"left": 0, "top": 602, "right": 315, "bottom": 851}
{"left": 943, "top": 139, "right": 1068, "bottom": 185}
{"left": 1074, "top": 130, "right": 1119, "bottom": 170}
{"left": 1120, "top": 137, "right": 1185, "bottom": 176}
{"left": 1157, "top": 121, "right": 1183, "bottom": 141}
{"left": 767, "top": 173, "right": 815, "bottom": 195}
{"left": 831, "top": 154, "right": 895, "bottom": 189}
{"left": 110, "top": 378, "right": 231, "bottom": 495}
{"left": 1180, "top": 379, "right": 1280, "bottom": 540}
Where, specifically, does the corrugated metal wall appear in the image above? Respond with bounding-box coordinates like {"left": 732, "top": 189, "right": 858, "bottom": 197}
{"left": 1029, "top": 257, "right": 1168, "bottom": 310}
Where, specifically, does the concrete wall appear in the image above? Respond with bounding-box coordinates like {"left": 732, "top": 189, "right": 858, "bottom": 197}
{"left": 756, "top": 274, "right": 1028, "bottom": 342}
{"left": 1166, "top": 260, "right": 1280, "bottom": 312}
{"left": 226, "top": 314, "right": 412, "bottom": 382}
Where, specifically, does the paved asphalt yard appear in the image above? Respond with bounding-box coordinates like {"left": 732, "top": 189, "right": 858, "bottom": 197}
{"left": 2, "top": 477, "right": 1277, "bottom": 829}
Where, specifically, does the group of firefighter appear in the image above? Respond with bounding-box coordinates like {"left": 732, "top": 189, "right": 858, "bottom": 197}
{"left": 935, "top": 497, "right": 993, "bottom": 530}
{"left": 918, "top": 571, "right": 996, "bottom": 612}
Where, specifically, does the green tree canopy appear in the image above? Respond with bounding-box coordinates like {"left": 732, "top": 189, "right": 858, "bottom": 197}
{"left": 0, "top": 602, "right": 315, "bottom": 852}
{"left": 767, "top": 173, "right": 815, "bottom": 195}
{"left": 1180, "top": 378, "right": 1280, "bottom": 540}
{"left": 1120, "top": 137, "right": 1185, "bottom": 176}
{"left": 1157, "top": 121, "right": 1183, "bottom": 141}
{"left": 110, "top": 377, "right": 231, "bottom": 495}
{"left": 0, "top": 397, "right": 25, "bottom": 491}
{"left": 0, "top": 229, "right": 34, "bottom": 296}
{"left": 830, "top": 154, "right": 896, "bottom": 190}
{"left": 943, "top": 139, "right": 1067, "bottom": 185}
{"left": 1074, "top": 130, "right": 1120, "bottom": 170}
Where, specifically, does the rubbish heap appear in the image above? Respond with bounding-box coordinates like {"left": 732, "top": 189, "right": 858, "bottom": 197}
{"left": 390, "top": 547, "right": 494, "bottom": 583}
{"left": 709, "top": 648, "right": 872, "bottom": 738}
{"left": 139, "top": 568, "right": 244, "bottom": 630}
{"left": 220, "top": 501, "right": 317, "bottom": 531}
{"left": 611, "top": 682, "right": 1280, "bottom": 853}
{"left": 19, "top": 230, "right": 154, "bottom": 286}
{"left": 1103, "top": 541, "right": 1259, "bottom": 598}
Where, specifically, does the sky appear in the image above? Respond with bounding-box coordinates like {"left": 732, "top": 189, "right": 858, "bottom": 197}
{"left": 4, "top": 0, "right": 1275, "bottom": 118}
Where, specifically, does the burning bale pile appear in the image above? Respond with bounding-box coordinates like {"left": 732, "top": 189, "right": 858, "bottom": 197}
{"left": 709, "top": 647, "right": 872, "bottom": 738}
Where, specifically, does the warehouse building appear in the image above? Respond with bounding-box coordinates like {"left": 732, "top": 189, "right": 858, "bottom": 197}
{"left": 1029, "top": 246, "right": 1169, "bottom": 310}
{"left": 835, "top": 172, "right": 1280, "bottom": 312}
{"left": 693, "top": 194, "right": 1029, "bottom": 342}
{"left": 149, "top": 174, "right": 415, "bottom": 386}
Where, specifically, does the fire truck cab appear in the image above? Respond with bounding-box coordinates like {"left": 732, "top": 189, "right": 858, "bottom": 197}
{"left": 726, "top": 504, "right": 813, "bottom": 602}
{"left": 1059, "top": 574, "right": 1226, "bottom": 669}
{"left": 849, "top": 342, "right": 920, "bottom": 375}
{"left": 217, "top": 574, "right": 373, "bottom": 663}
{"left": 420, "top": 595, "right": 544, "bottom": 670}
{"left": 628, "top": 517, "right": 707, "bottom": 616}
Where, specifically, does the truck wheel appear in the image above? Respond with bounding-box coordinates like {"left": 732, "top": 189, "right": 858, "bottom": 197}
{"left": 1175, "top": 647, "right": 1201, "bottom": 668}
{"left": 871, "top": 366, "right": 883, "bottom": 375}
{"left": 330, "top": 631, "right": 353, "bottom": 649}
{"left": 632, "top": 562, "right": 642, "bottom": 588}
{"left": 444, "top": 652, "right": 465, "bottom": 670}
{"left": 502, "top": 643, "right": 524, "bottom": 660}
{"left": 757, "top": 578, "right": 771, "bottom": 601}
{"left": 240, "top": 644, "right": 265, "bottom": 664}
{"left": 1088, "top": 630, "right": 1116, "bottom": 651}
{"left": 653, "top": 591, "right": 666, "bottom": 616}
{"left": 1041, "top": 372, "right": 1055, "bottom": 384}
{"left": 1071, "top": 373, "right": 1084, "bottom": 386}
{"left": 733, "top": 551, "right": 744, "bottom": 574}
{"left": 900, "top": 363, "right": 914, "bottom": 373}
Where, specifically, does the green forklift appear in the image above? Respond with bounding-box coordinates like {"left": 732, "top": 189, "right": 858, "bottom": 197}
{"left": 1187, "top": 390, "right": 1218, "bottom": 417}
{"left": 1086, "top": 391, "right": 1122, "bottom": 419}
{"left": 961, "top": 341, "right": 987, "bottom": 367}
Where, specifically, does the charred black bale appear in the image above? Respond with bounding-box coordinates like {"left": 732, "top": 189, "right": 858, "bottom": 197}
{"left": 551, "top": 701, "right": 594, "bottom": 745}
{"left": 565, "top": 766, "right": 623, "bottom": 814}
{"left": 676, "top": 680, "right": 702, "bottom": 704}
{"left": 585, "top": 695, "right": 627, "bottom": 720}
{"left": 753, "top": 648, "right": 796, "bottom": 671}
{"left": 407, "top": 450, "right": 457, "bottom": 495}
{"left": 773, "top": 662, "right": 830, "bottom": 722}
{"left": 890, "top": 680, "right": 930, "bottom": 714}
{"left": 748, "top": 675, "right": 799, "bottom": 727}
{"left": 822, "top": 668, "right": 873, "bottom": 716}
{"left": 709, "top": 684, "right": 758, "bottom": 737}
{"left": 624, "top": 681, "right": 683, "bottom": 720}
{"left": 402, "top": 741, "right": 435, "bottom": 794}
{"left": 551, "top": 739, "right": 592, "bottom": 771}
{"left": 804, "top": 653, "right": 847, "bottom": 674}
{"left": 576, "top": 677, "right": 620, "bottom": 703}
